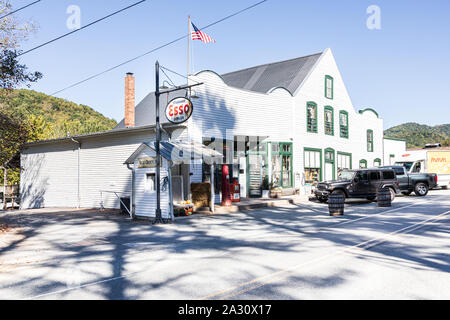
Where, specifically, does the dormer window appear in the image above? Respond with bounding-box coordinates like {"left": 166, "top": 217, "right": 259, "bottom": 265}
{"left": 325, "top": 75, "right": 333, "bottom": 99}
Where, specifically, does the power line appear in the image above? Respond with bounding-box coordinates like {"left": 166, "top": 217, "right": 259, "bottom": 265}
{"left": 159, "top": 67, "right": 176, "bottom": 87}
{"left": 51, "top": 0, "right": 268, "bottom": 96}
{"left": 18, "top": 0, "right": 147, "bottom": 57}
{"left": 160, "top": 65, "right": 202, "bottom": 84}
{"left": 0, "top": 0, "right": 42, "bottom": 20}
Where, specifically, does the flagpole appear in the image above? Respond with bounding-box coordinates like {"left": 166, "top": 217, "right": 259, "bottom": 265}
{"left": 187, "top": 15, "right": 191, "bottom": 77}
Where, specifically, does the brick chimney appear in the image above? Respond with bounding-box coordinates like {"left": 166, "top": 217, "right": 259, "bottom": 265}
{"left": 124, "top": 72, "right": 135, "bottom": 127}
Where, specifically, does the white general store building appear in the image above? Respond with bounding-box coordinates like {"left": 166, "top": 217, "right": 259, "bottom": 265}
{"left": 19, "top": 48, "right": 406, "bottom": 218}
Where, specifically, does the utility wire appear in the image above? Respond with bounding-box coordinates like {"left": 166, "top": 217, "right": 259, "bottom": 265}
{"left": 159, "top": 67, "right": 176, "bottom": 87}
{"left": 51, "top": 0, "right": 268, "bottom": 96}
{"left": 18, "top": 0, "right": 147, "bottom": 57}
{"left": 160, "top": 65, "right": 202, "bottom": 84}
{"left": 0, "top": 0, "right": 42, "bottom": 20}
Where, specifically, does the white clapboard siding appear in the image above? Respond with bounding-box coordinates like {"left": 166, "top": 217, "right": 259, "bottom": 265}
{"left": 79, "top": 131, "right": 156, "bottom": 209}
{"left": 133, "top": 148, "right": 170, "bottom": 218}
{"left": 292, "top": 48, "right": 385, "bottom": 188}
{"left": 20, "top": 142, "right": 78, "bottom": 208}
{"left": 188, "top": 71, "right": 294, "bottom": 144}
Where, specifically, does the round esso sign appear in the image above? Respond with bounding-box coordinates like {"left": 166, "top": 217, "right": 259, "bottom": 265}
{"left": 165, "top": 97, "right": 193, "bottom": 124}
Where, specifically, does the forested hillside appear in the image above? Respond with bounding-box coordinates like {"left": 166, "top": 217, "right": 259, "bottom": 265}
{"left": 0, "top": 89, "right": 117, "bottom": 184}
{"left": 384, "top": 122, "right": 450, "bottom": 149}
{"left": 0, "top": 89, "right": 117, "bottom": 139}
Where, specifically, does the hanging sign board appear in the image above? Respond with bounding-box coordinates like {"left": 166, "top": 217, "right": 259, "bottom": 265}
{"left": 165, "top": 97, "right": 193, "bottom": 124}
{"left": 138, "top": 156, "right": 162, "bottom": 168}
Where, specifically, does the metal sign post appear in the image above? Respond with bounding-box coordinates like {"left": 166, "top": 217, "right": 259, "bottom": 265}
{"left": 152, "top": 61, "right": 203, "bottom": 225}
{"left": 153, "top": 61, "right": 164, "bottom": 224}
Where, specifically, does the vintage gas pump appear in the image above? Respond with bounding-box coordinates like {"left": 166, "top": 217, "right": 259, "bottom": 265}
{"left": 231, "top": 178, "right": 241, "bottom": 202}
{"left": 221, "top": 165, "right": 232, "bottom": 206}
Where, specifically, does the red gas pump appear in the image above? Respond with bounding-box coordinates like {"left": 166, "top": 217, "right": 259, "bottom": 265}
{"left": 231, "top": 178, "right": 241, "bottom": 202}
{"left": 221, "top": 165, "right": 232, "bottom": 206}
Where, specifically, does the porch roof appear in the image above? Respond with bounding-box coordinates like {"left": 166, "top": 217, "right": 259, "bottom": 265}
{"left": 124, "top": 141, "right": 223, "bottom": 165}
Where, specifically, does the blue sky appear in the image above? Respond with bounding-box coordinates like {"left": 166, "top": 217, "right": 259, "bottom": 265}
{"left": 13, "top": 0, "right": 450, "bottom": 129}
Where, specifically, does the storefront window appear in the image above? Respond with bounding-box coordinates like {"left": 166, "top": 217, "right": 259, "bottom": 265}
{"left": 282, "top": 154, "right": 292, "bottom": 187}
{"left": 272, "top": 154, "right": 282, "bottom": 187}
{"left": 304, "top": 149, "right": 321, "bottom": 184}
{"left": 337, "top": 152, "right": 352, "bottom": 175}
{"left": 271, "top": 142, "right": 293, "bottom": 188}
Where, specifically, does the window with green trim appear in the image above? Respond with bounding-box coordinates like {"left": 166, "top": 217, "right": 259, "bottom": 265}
{"left": 367, "top": 130, "right": 374, "bottom": 152}
{"left": 272, "top": 142, "right": 293, "bottom": 188}
{"left": 389, "top": 154, "right": 395, "bottom": 165}
{"left": 337, "top": 152, "right": 352, "bottom": 171}
{"left": 304, "top": 148, "right": 322, "bottom": 184}
{"left": 324, "top": 148, "right": 336, "bottom": 181}
{"left": 339, "top": 111, "right": 349, "bottom": 138}
{"left": 324, "top": 106, "right": 334, "bottom": 135}
{"left": 325, "top": 75, "right": 333, "bottom": 99}
{"left": 306, "top": 102, "right": 318, "bottom": 133}
{"left": 359, "top": 159, "right": 367, "bottom": 169}
{"left": 374, "top": 158, "right": 381, "bottom": 167}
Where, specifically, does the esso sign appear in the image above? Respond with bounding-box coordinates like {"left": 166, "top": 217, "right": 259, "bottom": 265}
{"left": 165, "top": 97, "right": 193, "bottom": 124}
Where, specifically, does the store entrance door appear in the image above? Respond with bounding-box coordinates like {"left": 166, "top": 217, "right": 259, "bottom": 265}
{"left": 248, "top": 153, "right": 264, "bottom": 197}
{"left": 325, "top": 162, "right": 334, "bottom": 181}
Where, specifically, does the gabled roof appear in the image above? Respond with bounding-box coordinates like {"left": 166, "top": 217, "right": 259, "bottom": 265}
{"left": 115, "top": 51, "right": 324, "bottom": 130}
{"left": 220, "top": 52, "right": 323, "bottom": 95}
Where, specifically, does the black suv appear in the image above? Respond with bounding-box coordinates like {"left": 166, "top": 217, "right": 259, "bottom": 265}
{"left": 314, "top": 168, "right": 400, "bottom": 202}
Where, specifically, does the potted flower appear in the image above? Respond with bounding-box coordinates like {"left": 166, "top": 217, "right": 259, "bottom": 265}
{"left": 270, "top": 183, "right": 282, "bottom": 198}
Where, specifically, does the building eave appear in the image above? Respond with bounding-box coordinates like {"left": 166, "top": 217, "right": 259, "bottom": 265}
{"left": 22, "top": 123, "right": 186, "bottom": 148}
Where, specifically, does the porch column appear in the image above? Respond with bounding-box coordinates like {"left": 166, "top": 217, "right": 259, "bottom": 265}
{"left": 210, "top": 164, "right": 215, "bottom": 213}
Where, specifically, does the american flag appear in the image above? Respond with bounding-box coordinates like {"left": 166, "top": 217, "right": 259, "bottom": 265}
{"left": 191, "top": 22, "right": 216, "bottom": 43}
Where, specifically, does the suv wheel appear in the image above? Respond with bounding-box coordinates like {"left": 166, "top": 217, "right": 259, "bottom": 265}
{"left": 414, "top": 183, "right": 429, "bottom": 196}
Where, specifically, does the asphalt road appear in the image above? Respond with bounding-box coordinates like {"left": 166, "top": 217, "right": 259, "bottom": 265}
{"left": 0, "top": 190, "right": 449, "bottom": 300}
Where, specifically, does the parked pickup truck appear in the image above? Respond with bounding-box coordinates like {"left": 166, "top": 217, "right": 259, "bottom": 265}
{"left": 395, "top": 147, "right": 450, "bottom": 189}
{"left": 314, "top": 168, "right": 400, "bottom": 202}
{"left": 380, "top": 165, "right": 438, "bottom": 196}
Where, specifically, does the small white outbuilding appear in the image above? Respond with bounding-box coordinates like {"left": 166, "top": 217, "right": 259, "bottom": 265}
{"left": 125, "top": 143, "right": 172, "bottom": 220}
{"left": 124, "top": 141, "right": 222, "bottom": 219}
